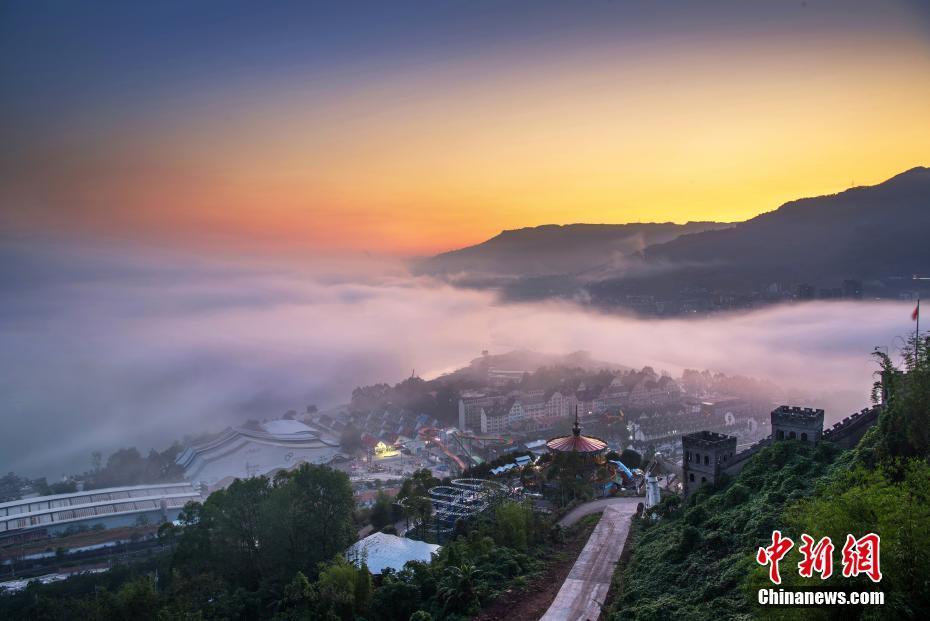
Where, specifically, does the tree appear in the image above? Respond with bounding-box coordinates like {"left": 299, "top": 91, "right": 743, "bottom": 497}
{"left": 619, "top": 448, "right": 642, "bottom": 469}
{"left": 171, "top": 464, "right": 355, "bottom": 596}
{"left": 368, "top": 572, "right": 422, "bottom": 621}
{"left": 370, "top": 491, "right": 394, "bottom": 530}
{"left": 203, "top": 476, "right": 270, "bottom": 589}
{"left": 0, "top": 471, "right": 27, "bottom": 502}
{"left": 44, "top": 479, "right": 77, "bottom": 495}
{"left": 317, "top": 557, "right": 371, "bottom": 621}
{"left": 278, "top": 571, "right": 318, "bottom": 620}
{"left": 873, "top": 334, "right": 930, "bottom": 466}
{"left": 84, "top": 445, "right": 184, "bottom": 490}
{"left": 494, "top": 502, "right": 533, "bottom": 551}
{"left": 263, "top": 464, "right": 356, "bottom": 581}
{"left": 115, "top": 576, "right": 159, "bottom": 621}
{"left": 437, "top": 564, "right": 481, "bottom": 616}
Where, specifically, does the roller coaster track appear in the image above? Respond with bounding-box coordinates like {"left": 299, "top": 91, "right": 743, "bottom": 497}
{"left": 418, "top": 428, "right": 467, "bottom": 472}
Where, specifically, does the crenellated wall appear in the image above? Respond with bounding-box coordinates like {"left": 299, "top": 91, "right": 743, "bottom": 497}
{"left": 722, "top": 438, "right": 771, "bottom": 477}
{"left": 822, "top": 406, "right": 881, "bottom": 449}
{"left": 681, "top": 405, "right": 882, "bottom": 494}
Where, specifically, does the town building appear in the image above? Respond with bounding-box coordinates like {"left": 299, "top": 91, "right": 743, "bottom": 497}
{"left": 175, "top": 419, "right": 341, "bottom": 489}
{"left": 0, "top": 483, "right": 201, "bottom": 545}
{"left": 480, "top": 398, "right": 524, "bottom": 434}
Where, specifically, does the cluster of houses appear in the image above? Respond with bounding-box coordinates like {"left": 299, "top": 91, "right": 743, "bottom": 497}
{"left": 628, "top": 398, "right": 765, "bottom": 445}
{"left": 301, "top": 365, "right": 773, "bottom": 477}
{"left": 459, "top": 367, "right": 684, "bottom": 434}
{"left": 309, "top": 409, "right": 444, "bottom": 451}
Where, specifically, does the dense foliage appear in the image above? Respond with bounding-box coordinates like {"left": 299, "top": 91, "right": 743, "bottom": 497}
{"left": 1, "top": 460, "right": 563, "bottom": 621}
{"left": 610, "top": 335, "right": 930, "bottom": 620}
{"left": 350, "top": 377, "right": 460, "bottom": 425}
{"left": 610, "top": 440, "right": 842, "bottom": 620}
{"left": 83, "top": 446, "right": 186, "bottom": 490}
{"left": 755, "top": 335, "right": 930, "bottom": 620}
{"left": 1, "top": 444, "right": 186, "bottom": 502}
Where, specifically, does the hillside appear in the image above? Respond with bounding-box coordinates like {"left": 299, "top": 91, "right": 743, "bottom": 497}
{"left": 643, "top": 166, "right": 930, "bottom": 286}
{"left": 608, "top": 337, "right": 930, "bottom": 620}
{"left": 418, "top": 167, "right": 930, "bottom": 313}
{"left": 414, "top": 222, "right": 731, "bottom": 281}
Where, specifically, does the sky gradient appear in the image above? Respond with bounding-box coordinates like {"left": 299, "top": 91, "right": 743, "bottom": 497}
{"left": 3, "top": 0, "right": 930, "bottom": 255}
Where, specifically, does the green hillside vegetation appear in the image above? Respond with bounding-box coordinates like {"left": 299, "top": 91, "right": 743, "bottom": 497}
{"left": 610, "top": 336, "right": 930, "bottom": 621}
{"left": 0, "top": 463, "right": 577, "bottom": 621}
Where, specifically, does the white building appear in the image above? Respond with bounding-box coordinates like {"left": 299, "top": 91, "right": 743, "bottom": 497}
{"left": 480, "top": 399, "right": 524, "bottom": 434}
{"left": 346, "top": 532, "right": 440, "bottom": 574}
{"left": 0, "top": 483, "right": 201, "bottom": 543}
{"left": 175, "top": 419, "right": 341, "bottom": 489}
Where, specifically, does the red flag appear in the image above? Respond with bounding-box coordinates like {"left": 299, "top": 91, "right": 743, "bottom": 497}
{"left": 914, "top": 303, "right": 920, "bottom": 321}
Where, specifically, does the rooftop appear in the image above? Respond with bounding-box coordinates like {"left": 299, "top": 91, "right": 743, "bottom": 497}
{"left": 682, "top": 430, "right": 737, "bottom": 448}
{"left": 773, "top": 405, "right": 824, "bottom": 418}
{"left": 546, "top": 411, "right": 607, "bottom": 454}
{"left": 260, "top": 419, "right": 316, "bottom": 436}
{"left": 345, "top": 533, "right": 440, "bottom": 574}
{"left": 0, "top": 482, "right": 197, "bottom": 512}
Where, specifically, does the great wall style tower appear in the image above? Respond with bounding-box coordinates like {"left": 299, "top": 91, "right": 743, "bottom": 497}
{"left": 680, "top": 403, "right": 881, "bottom": 495}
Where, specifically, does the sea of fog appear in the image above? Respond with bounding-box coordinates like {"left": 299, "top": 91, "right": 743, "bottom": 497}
{"left": 0, "top": 236, "right": 916, "bottom": 477}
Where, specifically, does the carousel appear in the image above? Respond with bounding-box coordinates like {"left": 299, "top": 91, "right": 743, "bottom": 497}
{"left": 545, "top": 409, "right": 608, "bottom": 455}
{"left": 543, "top": 409, "right": 639, "bottom": 496}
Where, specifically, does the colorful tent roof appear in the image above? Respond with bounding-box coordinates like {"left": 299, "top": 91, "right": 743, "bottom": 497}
{"left": 546, "top": 411, "right": 607, "bottom": 454}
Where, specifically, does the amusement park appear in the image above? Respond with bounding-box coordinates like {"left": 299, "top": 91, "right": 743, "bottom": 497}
{"left": 393, "top": 408, "right": 652, "bottom": 545}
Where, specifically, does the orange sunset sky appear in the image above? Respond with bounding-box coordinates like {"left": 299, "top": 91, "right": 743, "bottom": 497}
{"left": 2, "top": 1, "right": 930, "bottom": 255}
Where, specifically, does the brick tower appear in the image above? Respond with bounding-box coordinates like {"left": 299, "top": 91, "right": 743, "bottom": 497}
{"left": 771, "top": 406, "right": 824, "bottom": 445}
{"left": 681, "top": 431, "right": 737, "bottom": 495}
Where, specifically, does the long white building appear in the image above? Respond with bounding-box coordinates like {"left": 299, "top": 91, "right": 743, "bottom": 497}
{"left": 0, "top": 483, "right": 201, "bottom": 543}
{"left": 175, "top": 419, "right": 341, "bottom": 489}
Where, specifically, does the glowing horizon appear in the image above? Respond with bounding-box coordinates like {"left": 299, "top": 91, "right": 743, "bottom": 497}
{"left": 3, "top": 1, "right": 930, "bottom": 256}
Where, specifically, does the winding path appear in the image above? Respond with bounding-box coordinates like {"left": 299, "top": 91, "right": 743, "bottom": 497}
{"left": 541, "top": 497, "right": 641, "bottom": 621}
{"left": 557, "top": 496, "right": 641, "bottom": 528}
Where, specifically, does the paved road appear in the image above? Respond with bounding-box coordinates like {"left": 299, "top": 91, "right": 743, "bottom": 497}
{"left": 542, "top": 498, "right": 641, "bottom": 621}
{"left": 558, "top": 496, "right": 642, "bottom": 527}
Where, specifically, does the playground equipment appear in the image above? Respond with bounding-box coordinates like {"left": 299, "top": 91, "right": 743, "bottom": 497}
{"left": 421, "top": 478, "right": 511, "bottom": 536}
{"left": 417, "top": 427, "right": 516, "bottom": 473}
{"left": 609, "top": 459, "right": 633, "bottom": 479}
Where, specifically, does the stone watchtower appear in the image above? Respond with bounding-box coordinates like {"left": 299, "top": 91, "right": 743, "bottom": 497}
{"left": 681, "top": 431, "right": 738, "bottom": 496}
{"left": 771, "top": 406, "right": 824, "bottom": 445}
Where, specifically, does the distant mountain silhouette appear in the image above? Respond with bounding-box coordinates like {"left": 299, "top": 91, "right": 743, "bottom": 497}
{"left": 415, "top": 222, "right": 730, "bottom": 281}
{"left": 641, "top": 166, "right": 930, "bottom": 286}
{"left": 418, "top": 167, "right": 930, "bottom": 312}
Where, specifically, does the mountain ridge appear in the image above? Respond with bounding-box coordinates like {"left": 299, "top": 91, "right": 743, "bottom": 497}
{"left": 415, "top": 221, "right": 732, "bottom": 280}
{"left": 417, "top": 166, "right": 930, "bottom": 313}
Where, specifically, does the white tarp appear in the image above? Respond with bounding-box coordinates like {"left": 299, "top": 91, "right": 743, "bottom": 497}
{"left": 345, "top": 532, "right": 440, "bottom": 574}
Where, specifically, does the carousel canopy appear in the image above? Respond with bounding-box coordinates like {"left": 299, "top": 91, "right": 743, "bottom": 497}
{"left": 546, "top": 411, "right": 607, "bottom": 454}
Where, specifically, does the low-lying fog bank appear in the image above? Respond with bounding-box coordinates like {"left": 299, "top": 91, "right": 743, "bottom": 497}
{"left": 0, "top": 237, "right": 915, "bottom": 477}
